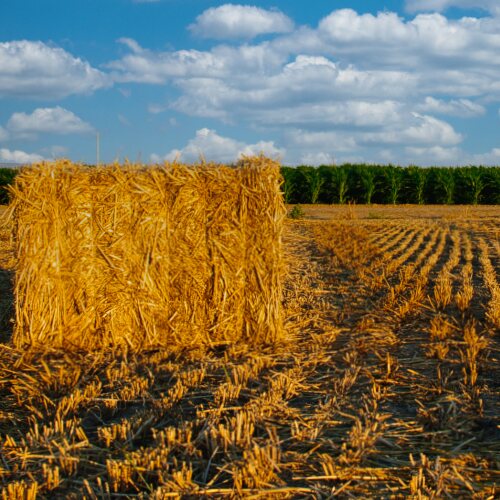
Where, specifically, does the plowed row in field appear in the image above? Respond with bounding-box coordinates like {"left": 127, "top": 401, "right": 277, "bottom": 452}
{"left": 0, "top": 205, "right": 498, "bottom": 498}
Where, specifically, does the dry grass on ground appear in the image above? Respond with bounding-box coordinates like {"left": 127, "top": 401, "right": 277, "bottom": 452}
{"left": 0, "top": 204, "right": 499, "bottom": 498}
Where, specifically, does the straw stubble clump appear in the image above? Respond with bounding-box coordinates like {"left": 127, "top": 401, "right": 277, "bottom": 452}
{"left": 8, "top": 157, "right": 286, "bottom": 351}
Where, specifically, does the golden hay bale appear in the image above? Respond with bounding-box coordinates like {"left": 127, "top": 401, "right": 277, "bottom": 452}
{"left": 7, "top": 157, "right": 285, "bottom": 351}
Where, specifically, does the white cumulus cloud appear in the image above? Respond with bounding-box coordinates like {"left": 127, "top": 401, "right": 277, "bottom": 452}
{"left": 0, "top": 148, "right": 44, "bottom": 164}
{"left": 287, "top": 130, "right": 357, "bottom": 151}
{"left": 471, "top": 147, "right": 500, "bottom": 164}
{"left": 316, "top": 9, "right": 500, "bottom": 69}
{"left": 109, "top": 40, "right": 225, "bottom": 83}
{"left": 151, "top": 128, "right": 285, "bottom": 164}
{"left": 108, "top": 38, "right": 285, "bottom": 84}
{"left": 406, "top": 145, "right": 462, "bottom": 163}
{"left": 319, "top": 9, "right": 410, "bottom": 45}
{"left": 170, "top": 55, "right": 416, "bottom": 123}
{"left": 361, "top": 114, "right": 462, "bottom": 146}
{"left": 416, "top": 96, "right": 485, "bottom": 116}
{"left": 7, "top": 107, "right": 93, "bottom": 136}
{"left": 285, "top": 130, "right": 356, "bottom": 165}
{"left": 279, "top": 113, "right": 462, "bottom": 165}
{"left": 239, "top": 100, "right": 405, "bottom": 128}
{"left": 189, "top": 4, "right": 294, "bottom": 40}
{"left": 0, "top": 41, "right": 110, "bottom": 99}
{"left": 299, "top": 152, "right": 337, "bottom": 166}
{"left": 406, "top": 0, "right": 500, "bottom": 14}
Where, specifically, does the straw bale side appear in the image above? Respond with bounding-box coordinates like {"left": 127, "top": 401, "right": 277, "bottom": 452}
{"left": 8, "top": 157, "right": 285, "bottom": 350}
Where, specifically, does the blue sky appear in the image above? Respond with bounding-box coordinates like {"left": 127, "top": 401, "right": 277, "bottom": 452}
{"left": 1, "top": 0, "right": 500, "bottom": 166}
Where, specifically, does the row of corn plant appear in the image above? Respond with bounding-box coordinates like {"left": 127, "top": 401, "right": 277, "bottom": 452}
{"left": 281, "top": 165, "right": 500, "bottom": 205}
{"left": 1, "top": 164, "right": 499, "bottom": 206}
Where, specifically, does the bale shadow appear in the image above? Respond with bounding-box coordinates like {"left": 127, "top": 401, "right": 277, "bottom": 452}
{"left": 0, "top": 268, "right": 14, "bottom": 343}
{"left": 0, "top": 206, "right": 15, "bottom": 344}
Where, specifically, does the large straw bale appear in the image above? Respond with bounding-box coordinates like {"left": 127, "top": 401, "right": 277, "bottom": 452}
{"left": 8, "top": 157, "right": 285, "bottom": 350}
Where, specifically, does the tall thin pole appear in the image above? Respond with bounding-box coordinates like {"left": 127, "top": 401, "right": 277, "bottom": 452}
{"left": 96, "top": 132, "right": 100, "bottom": 166}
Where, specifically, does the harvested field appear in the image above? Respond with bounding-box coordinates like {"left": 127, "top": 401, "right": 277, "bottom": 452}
{"left": 0, "top": 204, "right": 499, "bottom": 498}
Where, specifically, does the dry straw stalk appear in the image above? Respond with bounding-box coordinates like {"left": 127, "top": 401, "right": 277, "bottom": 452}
{"left": 8, "top": 156, "right": 285, "bottom": 351}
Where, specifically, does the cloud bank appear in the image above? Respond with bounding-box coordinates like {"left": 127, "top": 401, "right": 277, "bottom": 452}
{"left": 189, "top": 4, "right": 294, "bottom": 39}
{"left": 0, "top": 148, "right": 44, "bottom": 163}
{"left": 406, "top": 0, "right": 500, "bottom": 14}
{"left": 0, "top": 41, "right": 109, "bottom": 99}
{"left": 7, "top": 107, "right": 93, "bottom": 136}
{"left": 151, "top": 128, "right": 285, "bottom": 164}
{"left": 3, "top": 3, "right": 500, "bottom": 165}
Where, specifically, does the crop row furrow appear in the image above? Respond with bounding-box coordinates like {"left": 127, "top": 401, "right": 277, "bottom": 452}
{"left": 375, "top": 226, "right": 416, "bottom": 257}
{"left": 477, "top": 237, "right": 500, "bottom": 329}
{"left": 431, "top": 229, "right": 462, "bottom": 311}
{"left": 367, "top": 223, "right": 404, "bottom": 249}
{"left": 455, "top": 232, "right": 474, "bottom": 313}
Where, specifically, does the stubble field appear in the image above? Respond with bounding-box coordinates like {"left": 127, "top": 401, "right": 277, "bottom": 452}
{"left": 0, "top": 204, "right": 499, "bottom": 498}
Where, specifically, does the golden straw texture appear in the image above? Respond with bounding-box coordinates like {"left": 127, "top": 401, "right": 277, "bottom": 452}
{"left": 8, "top": 157, "right": 285, "bottom": 351}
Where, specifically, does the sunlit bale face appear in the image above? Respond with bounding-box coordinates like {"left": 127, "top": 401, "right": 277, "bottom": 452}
{"left": 8, "top": 157, "right": 286, "bottom": 352}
